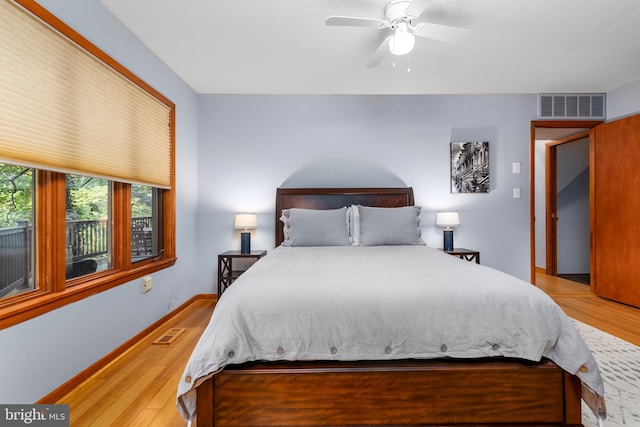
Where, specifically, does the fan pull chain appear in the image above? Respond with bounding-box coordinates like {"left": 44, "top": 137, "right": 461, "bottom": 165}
{"left": 391, "top": 62, "right": 411, "bottom": 73}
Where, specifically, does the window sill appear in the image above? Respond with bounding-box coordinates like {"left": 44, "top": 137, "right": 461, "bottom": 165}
{"left": 0, "top": 257, "right": 177, "bottom": 330}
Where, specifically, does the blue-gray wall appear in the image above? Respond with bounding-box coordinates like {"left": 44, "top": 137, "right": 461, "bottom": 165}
{"left": 608, "top": 78, "right": 640, "bottom": 120}
{"left": 196, "top": 94, "right": 535, "bottom": 283}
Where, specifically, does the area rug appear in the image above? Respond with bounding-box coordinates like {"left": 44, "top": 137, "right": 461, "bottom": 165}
{"left": 572, "top": 319, "right": 640, "bottom": 426}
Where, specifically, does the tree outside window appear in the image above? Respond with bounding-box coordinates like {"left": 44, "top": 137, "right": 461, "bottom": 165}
{"left": 0, "top": 164, "right": 34, "bottom": 298}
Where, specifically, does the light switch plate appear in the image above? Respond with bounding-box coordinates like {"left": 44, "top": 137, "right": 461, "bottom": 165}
{"left": 512, "top": 162, "right": 521, "bottom": 174}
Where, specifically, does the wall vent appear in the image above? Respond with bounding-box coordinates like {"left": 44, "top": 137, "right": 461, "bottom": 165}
{"left": 538, "top": 93, "right": 605, "bottom": 120}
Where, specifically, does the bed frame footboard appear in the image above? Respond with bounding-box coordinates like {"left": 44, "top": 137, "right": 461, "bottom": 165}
{"left": 195, "top": 358, "right": 582, "bottom": 427}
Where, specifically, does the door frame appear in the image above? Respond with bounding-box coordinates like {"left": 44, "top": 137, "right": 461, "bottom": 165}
{"left": 529, "top": 120, "right": 602, "bottom": 285}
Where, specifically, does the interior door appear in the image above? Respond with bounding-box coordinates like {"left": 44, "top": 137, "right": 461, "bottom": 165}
{"left": 593, "top": 114, "right": 640, "bottom": 307}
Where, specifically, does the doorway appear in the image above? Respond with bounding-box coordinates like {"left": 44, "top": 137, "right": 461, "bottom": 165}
{"left": 529, "top": 120, "right": 601, "bottom": 286}
{"left": 545, "top": 134, "right": 590, "bottom": 283}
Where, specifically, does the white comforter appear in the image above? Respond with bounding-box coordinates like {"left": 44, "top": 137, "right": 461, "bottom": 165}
{"left": 177, "top": 245, "right": 604, "bottom": 420}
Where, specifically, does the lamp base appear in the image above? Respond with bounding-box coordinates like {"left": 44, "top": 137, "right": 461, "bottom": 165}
{"left": 443, "top": 230, "right": 454, "bottom": 251}
{"left": 240, "top": 232, "right": 251, "bottom": 254}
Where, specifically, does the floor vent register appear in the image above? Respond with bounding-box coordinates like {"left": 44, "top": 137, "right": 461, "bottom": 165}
{"left": 152, "top": 327, "right": 186, "bottom": 345}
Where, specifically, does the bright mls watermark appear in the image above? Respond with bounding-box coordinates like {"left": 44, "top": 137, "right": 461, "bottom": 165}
{"left": 1, "top": 405, "right": 69, "bottom": 426}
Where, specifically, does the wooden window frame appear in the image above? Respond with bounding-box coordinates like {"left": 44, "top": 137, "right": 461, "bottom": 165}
{"left": 0, "top": 172, "right": 176, "bottom": 329}
{"left": 0, "top": 1, "right": 176, "bottom": 329}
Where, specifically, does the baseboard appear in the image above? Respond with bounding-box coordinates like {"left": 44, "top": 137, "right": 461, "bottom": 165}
{"left": 38, "top": 293, "right": 216, "bottom": 403}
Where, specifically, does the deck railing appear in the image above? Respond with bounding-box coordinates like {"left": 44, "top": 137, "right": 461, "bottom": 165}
{"left": 0, "top": 217, "right": 152, "bottom": 296}
{"left": 66, "top": 219, "right": 109, "bottom": 262}
{"left": 0, "top": 221, "right": 31, "bottom": 297}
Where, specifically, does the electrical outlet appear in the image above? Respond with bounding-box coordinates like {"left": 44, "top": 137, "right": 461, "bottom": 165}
{"left": 142, "top": 276, "right": 152, "bottom": 293}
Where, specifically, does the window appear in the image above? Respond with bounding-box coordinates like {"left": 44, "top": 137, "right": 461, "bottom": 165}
{"left": 0, "top": 1, "right": 176, "bottom": 328}
{"left": 0, "top": 164, "right": 34, "bottom": 299}
{"left": 65, "top": 175, "right": 111, "bottom": 280}
{"left": 131, "top": 184, "right": 162, "bottom": 263}
{"left": 0, "top": 164, "right": 176, "bottom": 327}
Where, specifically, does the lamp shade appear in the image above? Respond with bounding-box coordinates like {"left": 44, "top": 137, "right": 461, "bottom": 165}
{"left": 436, "top": 212, "right": 460, "bottom": 229}
{"left": 388, "top": 22, "right": 415, "bottom": 56}
{"left": 234, "top": 213, "right": 257, "bottom": 230}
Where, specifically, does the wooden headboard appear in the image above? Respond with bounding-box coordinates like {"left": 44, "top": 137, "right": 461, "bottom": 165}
{"left": 274, "top": 187, "right": 414, "bottom": 246}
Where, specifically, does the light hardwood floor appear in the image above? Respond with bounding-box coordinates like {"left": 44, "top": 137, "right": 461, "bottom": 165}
{"left": 535, "top": 271, "right": 640, "bottom": 346}
{"left": 55, "top": 273, "right": 640, "bottom": 426}
{"left": 55, "top": 299, "right": 216, "bottom": 427}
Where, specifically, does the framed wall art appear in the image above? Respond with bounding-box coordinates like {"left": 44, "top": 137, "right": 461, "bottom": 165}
{"left": 450, "top": 141, "right": 489, "bottom": 193}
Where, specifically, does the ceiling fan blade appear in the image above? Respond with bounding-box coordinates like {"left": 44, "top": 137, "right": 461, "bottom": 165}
{"left": 325, "top": 15, "right": 389, "bottom": 28}
{"left": 366, "top": 35, "right": 392, "bottom": 68}
{"left": 405, "top": 0, "right": 432, "bottom": 18}
{"left": 413, "top": 22, "right": 469, "bottom": 43}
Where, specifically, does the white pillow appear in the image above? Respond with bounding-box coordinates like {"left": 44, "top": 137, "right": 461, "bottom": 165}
{"left": 350, "top": 206, "right": 360, "bottom": 245}
{"left": 280, "top": 207, "right": 351, "bottom": 246}
{"left": 353, "top": 205, "right": 425, "bottom": 246}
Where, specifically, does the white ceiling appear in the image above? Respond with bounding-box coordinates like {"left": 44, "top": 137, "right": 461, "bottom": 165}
{"left": 100, "top": 0, "right": 640, "bottom": 95}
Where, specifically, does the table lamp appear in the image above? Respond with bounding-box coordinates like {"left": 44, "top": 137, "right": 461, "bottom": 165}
{"left": 436, "top": 212, "right": 460, "bottom": 251}
{"left": 234, "top": 213, "right": 257, "bottom": 254}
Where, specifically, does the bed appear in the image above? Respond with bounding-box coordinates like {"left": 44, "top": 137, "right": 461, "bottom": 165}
{"left": 178, "top": 187, "right": 605, "bottom": 427}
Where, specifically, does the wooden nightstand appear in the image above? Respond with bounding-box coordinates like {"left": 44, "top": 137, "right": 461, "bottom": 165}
{"left": 440, "top": 248, "right": 480, "bottom": 264}
{"left": 217, "top": 250, "right": 267, "bottom": 296}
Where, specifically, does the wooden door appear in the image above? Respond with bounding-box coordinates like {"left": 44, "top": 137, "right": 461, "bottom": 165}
{"left": 545, "top": 143, "right": 558, "bottom": 276}
{"left": 593, "top": 114, "right": 640, "bottom": 307}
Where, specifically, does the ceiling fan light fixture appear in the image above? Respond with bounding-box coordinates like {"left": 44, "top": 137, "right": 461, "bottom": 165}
{"left": 388, "top": 22, "right": 415, "bottom": 56}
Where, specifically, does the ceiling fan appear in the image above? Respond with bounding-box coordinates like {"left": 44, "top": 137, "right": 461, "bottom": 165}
{"left": 325, "top": 0, "right": 469, "bottom": 68}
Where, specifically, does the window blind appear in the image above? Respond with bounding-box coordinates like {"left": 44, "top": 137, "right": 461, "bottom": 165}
{"left": 0, "top": 0, "right": 173, "bottom": 189}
